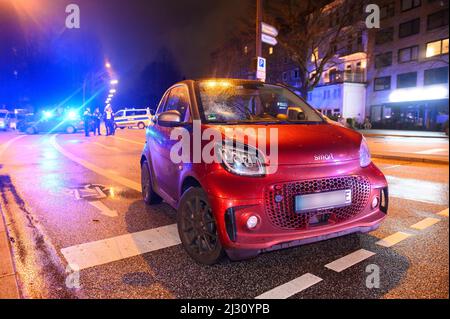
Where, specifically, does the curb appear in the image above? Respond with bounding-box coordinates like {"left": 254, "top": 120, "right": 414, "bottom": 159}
{"left": 362, "top": 133, "right": 449, "bottom": 139}
{"left": 0, "top": 206, "right": 21, "bottom": 299}
{"left": 372, "top": 153, "right": 449, "bottom": 165}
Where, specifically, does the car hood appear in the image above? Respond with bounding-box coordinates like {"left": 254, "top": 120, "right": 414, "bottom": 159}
{"left": 204, "top": 123, "right": 363, "bottom": 165}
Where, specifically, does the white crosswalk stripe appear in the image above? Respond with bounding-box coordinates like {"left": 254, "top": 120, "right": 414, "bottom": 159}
{"left": 255, "top": 273, "right": 323, "bottom": 299}
{"left": 61, "top": 224, "right": 181, "bottom": 270}
{"left": 325, "top": 249, "right": 375, "bottom": 273}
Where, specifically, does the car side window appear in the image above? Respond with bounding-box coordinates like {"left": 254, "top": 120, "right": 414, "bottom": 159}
{"left": 164, "top": 86, "right": 190, "bottom": 122}
{"left": 115, "top": 111, "right": 124, "bottom": 117}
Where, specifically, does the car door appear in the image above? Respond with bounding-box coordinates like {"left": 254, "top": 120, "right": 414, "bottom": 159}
{"left": 148, "top": 85, "right": 191, "bottom": 200}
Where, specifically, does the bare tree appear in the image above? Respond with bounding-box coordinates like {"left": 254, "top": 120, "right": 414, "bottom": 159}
{"left": 266, "top": 0, "right": 368, "bottom": 97}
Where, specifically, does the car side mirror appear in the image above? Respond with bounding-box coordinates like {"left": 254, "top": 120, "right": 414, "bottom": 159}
{"left": 157, "top": 110, "right": 182, "bottom": 127}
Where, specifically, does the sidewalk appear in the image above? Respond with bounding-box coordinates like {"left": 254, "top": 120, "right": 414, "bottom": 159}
{"left": 359, "top": 129, "right": 448, "bottom": 139}
{"left": 371, "top": 151, "right": 449, "bottom": 164}
{"left": 0, "top": 207, "right": 20, "bottom": 299}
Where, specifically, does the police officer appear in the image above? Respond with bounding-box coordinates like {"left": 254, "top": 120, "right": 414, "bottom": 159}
{"left": 83, "top": 107, "right": 92, "bottom": 137}
{"left": 104, "top": 105, "right": 114, "bottom": 136}
{"left": 93, "top": 107, "right": 102, "bottom": 135}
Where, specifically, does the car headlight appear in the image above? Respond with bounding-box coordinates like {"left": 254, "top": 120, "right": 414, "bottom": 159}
{"left": 219, "top": 142, "right": 265, "bottom": 176}
{"left": 359, "top": 137, "right": 371, "bottom": 168}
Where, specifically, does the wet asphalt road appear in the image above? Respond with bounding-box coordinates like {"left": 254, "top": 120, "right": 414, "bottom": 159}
{"left": 0, "top": 129, "right": 448, "bottom": 299}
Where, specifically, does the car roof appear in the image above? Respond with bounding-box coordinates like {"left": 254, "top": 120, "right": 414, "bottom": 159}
{"left": 177, "top": 78, "right": 265, "bottom": 86}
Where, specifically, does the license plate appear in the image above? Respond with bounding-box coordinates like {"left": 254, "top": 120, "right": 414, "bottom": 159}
{"left": 295, "top": 189, "right": 352, "bottom": 213}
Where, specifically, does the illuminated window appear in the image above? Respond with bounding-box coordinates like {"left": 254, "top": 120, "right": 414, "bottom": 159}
{"left": 244, "top": 46, "right": 248, "bottom": 54}
{"left": 269, "top": 47, "right": 274, "bottom": 55}
{"left": 311, "top": 48, "right": 319, "bottom": 62}
{"left": 426, "top": 38, "right": 449, "bottom": 57}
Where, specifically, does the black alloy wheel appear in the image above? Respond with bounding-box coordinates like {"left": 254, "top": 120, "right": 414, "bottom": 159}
{"left": 177, "top": 187, "right": 224, "bottom": 265}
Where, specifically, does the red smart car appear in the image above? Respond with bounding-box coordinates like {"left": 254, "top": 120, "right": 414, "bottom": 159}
{"left": 141, "top": 79, "right": 388, "bottom": 265}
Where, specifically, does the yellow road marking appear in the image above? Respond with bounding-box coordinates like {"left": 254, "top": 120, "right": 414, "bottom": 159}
{"left": 93, "top": 142, "right": 121, "bottom": 152}
{"left": 437, "top": 208, "right": 448, "bottom": 217}
{"left": 376, "top": 232, "right": 412, "bottom": 247}
{"left": 410, "top": 217, "right": 441, "bottom": 230}
{"left": 113, "top": 136, "right": 145, "bottom": 146}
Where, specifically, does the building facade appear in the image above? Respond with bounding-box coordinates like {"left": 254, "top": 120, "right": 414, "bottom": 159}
{"left": 210, "top": 0, "right": 449, "bottom": 130}
{"left": 366, "top": 0, "right": 449, "bottom": 130}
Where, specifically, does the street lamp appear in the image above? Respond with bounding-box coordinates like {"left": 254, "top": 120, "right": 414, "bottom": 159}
{"left": 110, "top": 79, "right": 119, "bottom": 85}
{"left": 105, "top": 62, "right": 112, "bottom": 69}
{"left": 109, "top": 89, "right": 117, "bottom": 94}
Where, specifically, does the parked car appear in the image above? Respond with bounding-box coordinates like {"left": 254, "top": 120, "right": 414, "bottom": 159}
{"left": 140, "top": 79, "right": 389, "bottom": 265}
{"left": 0, "top": 110, "right": 10, "bottom": 131}
{"left": 8, "top": 110, "right": 28, "bottom": 130}
{"left": 18, "top": 110, "right": 84, "bottom": 134}
{"left": 114, "top": 108, "right": 153, "bottom": 130}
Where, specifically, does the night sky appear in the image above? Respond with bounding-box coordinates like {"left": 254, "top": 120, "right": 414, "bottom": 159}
{"left": 0, "top": 0, "right": 253, "bottom": 108}
{"left": 2, "top": 0, "right": 251, "bottom": 77}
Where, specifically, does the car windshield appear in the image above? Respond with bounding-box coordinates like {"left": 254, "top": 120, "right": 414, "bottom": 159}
{"left": 197, "top": 81, "right": 323, "bottom": 124}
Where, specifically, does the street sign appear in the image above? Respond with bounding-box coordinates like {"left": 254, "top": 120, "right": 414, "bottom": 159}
{"left": 261, "top": 34, "right": 278, "bottom": 46}
{"left": 261, "top": 22, "right": 278, "bottom": 38}
{"left": 256, "top": 56, "right": 266, "bottom": 82}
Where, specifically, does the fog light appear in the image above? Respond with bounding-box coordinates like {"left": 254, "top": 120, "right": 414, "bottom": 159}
{"left": 246, "top": 215, "right": 259, "bottom": 229}
{"left": 371, "top": 196, "right": 379, "bottom": 209}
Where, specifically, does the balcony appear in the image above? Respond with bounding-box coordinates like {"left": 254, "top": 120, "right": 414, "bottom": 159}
{"left": 327, "top": 70, "right": 366, "bottom": 84}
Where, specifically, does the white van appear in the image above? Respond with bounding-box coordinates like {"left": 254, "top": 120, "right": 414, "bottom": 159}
{"left": 114, "top": 108, "right": 153, "bottom": 130}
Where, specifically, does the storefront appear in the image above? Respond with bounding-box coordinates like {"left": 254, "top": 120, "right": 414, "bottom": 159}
{"left": 370, "top": 98, "right": 449, "bottom": 131}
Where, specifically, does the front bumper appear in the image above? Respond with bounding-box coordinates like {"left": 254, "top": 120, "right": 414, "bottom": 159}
{"left": 204, "top": 161, "right": 388, "bottom": 258}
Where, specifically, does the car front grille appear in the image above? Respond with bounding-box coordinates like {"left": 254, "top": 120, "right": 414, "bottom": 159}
{"left": 264, "top": 176, "right": 371, "bottom": 230}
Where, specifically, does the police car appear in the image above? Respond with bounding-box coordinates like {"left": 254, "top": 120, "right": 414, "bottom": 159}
{"left": 114, "top": 108, "right": 153, "bottom": 130}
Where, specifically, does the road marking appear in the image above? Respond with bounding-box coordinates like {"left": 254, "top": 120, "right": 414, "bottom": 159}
{"left": 113, "top": 136, "right": 145, "bottom": 146}
{"left": 410, "top": 217, "right": 441, "bottom": 230}
{"left": 325, "top": 249, "right": 375, "bottom": 273}
{"left": 88, "top": 201, "right": 118, "bottom": 217}
{"left": 61, "top": 224, "right": 181, "bottom": 270}
{"left": 383, "top": 164, "right": 402, "bottom": 170}
{"left": 386, "top": 175, "right": 447, "bottom": 205}
{"left": 376, "top": 232, "right": 412, "bottom": 247}
{"left": 415, "top": 148, "right": 447, "bottom": 155}
{"left": 93, "top": 142, "right": 121, "bottom": 152}
{"left": 255, "top": 273, "right": 322, "bottom": 299}
{"left": 437, "top": 208, "right": 448, "bottom": 217}
{"left": 0, "top": 135, "right": 25, "bottom": 159}
{"left": 50, "top": 135, "right": 141, "bottom": 192}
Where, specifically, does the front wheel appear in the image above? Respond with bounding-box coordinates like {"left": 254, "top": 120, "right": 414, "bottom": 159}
{"left": 25, "top": 127, "right": 36, "bottom": 135}
{"left": 137, "top": 122, "right": 146, "bottom": 130}
{"left": 66, "top": 125, "right": 76, "bottom": 134}
{"left": 177, "top": 187, "right": 224, "bottom": 265}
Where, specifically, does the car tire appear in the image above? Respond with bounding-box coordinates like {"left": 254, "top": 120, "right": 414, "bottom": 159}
{"left": 138, "top": 122, "right": 146, "bottom": 130}
{"left": 25, "top": 127, "right": 36, "bottom": 135}
{"left": 141, "top": 160, "right": 162, "bottom": 205}
{"left": 177, "top": 187, "right": 225, "bottom": 265}
{"left": 66, "top": 126, "right": 76, "bottom": 134}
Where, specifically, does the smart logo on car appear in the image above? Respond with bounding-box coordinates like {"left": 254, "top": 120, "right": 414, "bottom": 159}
{"left": 314, "top": 153, "right": 335, "bottom": 161}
